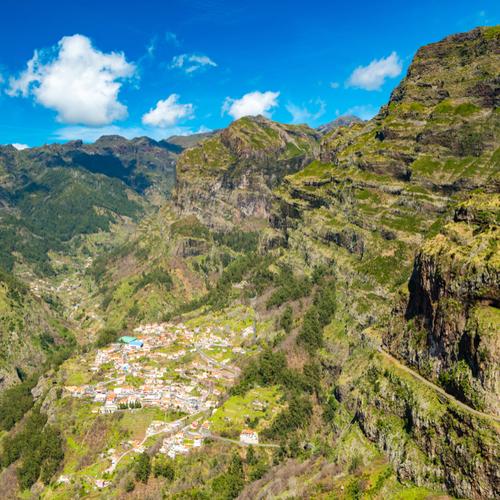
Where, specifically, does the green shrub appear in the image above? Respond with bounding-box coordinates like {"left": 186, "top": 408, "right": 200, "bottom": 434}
{"left": 134, "top": 452, "right": 151, "bottom": 483}
{"left": 134, "top": 268, "right": 173, "bottom": 292}
{"left": 214, "top": 230, "right": 259, "bottom": 253}
{"left": 280, "top": 306, "right": 293, "bottom": 333}
{"left": 95, "top": 328, "right": 118, "bottom": 348}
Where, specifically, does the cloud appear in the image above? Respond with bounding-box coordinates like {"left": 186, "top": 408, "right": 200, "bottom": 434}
{"left": 146, "top": 36, "right": 157, "bottom": 57}
{"left": 347, "top": 52, "right": 402, "bottom": 91}
{"left": 12, "top": 143, "right": 29, "bottom": 150}
{"left": 7, "top": 34, "right": 136, "bottom": 126}
{"left": 330, "top": 81, "right": 340, "bottom": 89}
{"left": 165, "top": 31, "right": 180, "bottom": 47}
{"left": 286, "top": 99, "right": 326, "bottom": 124}
{"left": 142, "top": 94, "right": 194, "bottom": 128}
{"left": 344, "top": 104, "right": 379, "bottom": 120}
{"left": 170, "top": 53, "right": 217, "bottom": 74}
{"left": 222, "top": 91, "right": 280, "bottom": 120}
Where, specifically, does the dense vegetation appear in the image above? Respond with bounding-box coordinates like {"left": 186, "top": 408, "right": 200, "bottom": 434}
{"left": 214, "top": 229, "right": 259, "bottom": 253}
{"left": 1, "top": 408, "right": 64, "bottom": 489}
{"left": 0, "top": 167, "right": 141, "bottom": 273}
{"left": 297, "top": 277, "right": 336, "bottom": 353}
{"left": 0, "top": 378, "right": 37, "bottom": 431}
{"left": 266, "top": 266, "right": 312, "bottom": 309}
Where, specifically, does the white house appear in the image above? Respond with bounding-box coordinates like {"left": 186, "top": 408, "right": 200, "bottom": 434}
{"left": 100, "top": 403, "right": 117, "bottom": 414}
{"left": 239, "top": 429, "right": 259, "bottom": 445}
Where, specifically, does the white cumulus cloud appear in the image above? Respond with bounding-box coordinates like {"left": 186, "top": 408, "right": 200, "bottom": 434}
{"left": 347, "top": 52, "right": 402, "bottom": 91}
{"left": 7, "top": 34, "right": 136, "bottom": 126}
{"left": 12, "top": 143, "right": 30, "bottom": 150}
{"left": 222, "top": 91, "right": 280, "bottom": 120}
{"left": 142, "top": 94, "right": 194, "bottom": 128}
{"left": 170, "top": 53, "right": 217, "bottom": 74}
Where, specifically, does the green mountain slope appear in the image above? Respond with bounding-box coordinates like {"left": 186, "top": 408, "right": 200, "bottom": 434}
{"left": 0, "top": 26, "right": 498, "bottom": 500}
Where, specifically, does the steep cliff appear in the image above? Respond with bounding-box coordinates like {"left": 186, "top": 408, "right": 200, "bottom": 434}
{"left": 385, "top": 193, "right": 499, "bottom": 415}
{"left": 273, "top": 25, "right": 499, "bottom": 329}
{"left": 174, "top": 115, "right": 320, "bottom": 229}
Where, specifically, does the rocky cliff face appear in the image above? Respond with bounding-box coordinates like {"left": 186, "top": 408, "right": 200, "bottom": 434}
{"left": 272, "top": 25, "right": 499, "bottom": 328}
{"left": 330, "top": 335, "right": 500, "bottom": 500}
{"left": 265, "top": 26, "right": 499, "bottom": 498}
{"left": 173, "top": 115, "right": 320, "bottom": 229}
{"left": 385, "top": 193, "right": 499, "bottom": 415}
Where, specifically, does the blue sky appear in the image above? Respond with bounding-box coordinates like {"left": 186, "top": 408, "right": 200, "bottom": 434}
{"left": 0, "top": 0, "right": 498, "bottom": 147}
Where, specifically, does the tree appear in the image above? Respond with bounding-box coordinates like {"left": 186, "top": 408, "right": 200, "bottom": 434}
{"left": 134, "top": 453, "right": 151, "bottom": 483}
{"left": 250, "top": 461, "right": 268, "bottom": 480}
{"left": 2, "top": 408, "right": 64, "bottom": 488}
{"left": 153, "top": 456, "right": 175, "bottom": 481}
{"left": 226, "top": 452, "right": 244, "bottom": 499}
{"left": 38, "top": 425, "right": 64, "bottom": 484}
{"left": 288, "top": 435, "right": 300, "bottom": 458}
{"left": 280, "top": 306, "right": 293, "bottom": 333}
{"left": 303, "top": 361, "right": 321, "bottom": 394}
{"left": 95, "top": 328, "right": 118, "bottom": 348}
{"left": 212, "top": 452, "right": 244, "bottom": 499}
{"left": 0, "top": 378, "right": 36, "bottom": 431}
{"left": 298, "top": 308, "right": 323, "bottom": 352}
{"left": 124, "top": 478, "right": 135, "bottom": 492}
{"left": 315, "top": 279, "right": 336, "bottom": 327}
{"left": 17, "top": 453, "right": 41, "bottom": 490}
{"left": 246, "top": 445, "right": 257, "bottom": 465}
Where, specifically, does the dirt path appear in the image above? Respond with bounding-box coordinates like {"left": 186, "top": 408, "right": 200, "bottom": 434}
{"left": 209, "top": 434, "right": 280, "bottom": 449}
{"left": 379, "top": 347, "right": 500, "bottom": 426}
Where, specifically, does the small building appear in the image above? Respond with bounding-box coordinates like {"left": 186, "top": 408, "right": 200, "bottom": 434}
{"left": 119, "top": 336, "right": 137, "bottom": 344}
{"left": 239, "top": 429, "right": 259, "bottom": 445}
{"left": 252, "top": 400, "right": 266, "bottom": 411}
{"left": 100, "top": 403, "right": 117, "bottom": 414}
{"left": 129, "top": 339, "right": 144, "bottom": 348}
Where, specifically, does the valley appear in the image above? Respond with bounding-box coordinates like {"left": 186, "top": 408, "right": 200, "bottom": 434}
{"left": 0, "top": 24, "right": 498, "bottom": 500}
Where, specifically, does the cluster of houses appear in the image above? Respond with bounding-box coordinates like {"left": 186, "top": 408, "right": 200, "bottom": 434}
{"left": 158, "top": 418, "right": 259, "bottom": 458}
{"left": 59, "top": 318, "right": 269, "bottom": 486}
{"left": 65, "top": 321, "right": 242, "bottom": 416}
{"left": 159, "top": 418, "right": 211, "bottom": 458}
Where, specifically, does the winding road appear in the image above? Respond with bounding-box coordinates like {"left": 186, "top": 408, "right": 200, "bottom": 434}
{"left": 378, "top": 347, "right": 500, "bottom": 426}
{"left": 106, "top": 411, "right": 206, "bottom": 473}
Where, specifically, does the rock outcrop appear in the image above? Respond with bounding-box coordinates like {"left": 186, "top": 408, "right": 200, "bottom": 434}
{"left": 173, "top": 115, "right": 320, "bottom": 229}
{"left": 385, "top": 193, "right": 499, "bottom": 415}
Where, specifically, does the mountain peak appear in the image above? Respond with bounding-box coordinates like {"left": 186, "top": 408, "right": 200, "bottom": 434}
{"left": 317, "top": 115, "right": 364, "bottom": 134}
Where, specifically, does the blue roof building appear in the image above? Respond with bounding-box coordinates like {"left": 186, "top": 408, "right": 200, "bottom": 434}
{"left": 119, "top": 336, "right": 137, "bottom": 344}
{"left": 129, "top": 339, "right": 144, "bottom": 348}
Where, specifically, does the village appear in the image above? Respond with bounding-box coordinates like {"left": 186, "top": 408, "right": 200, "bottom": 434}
{"left": 64, "top": 320, "right": 262, "bottom": 465}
